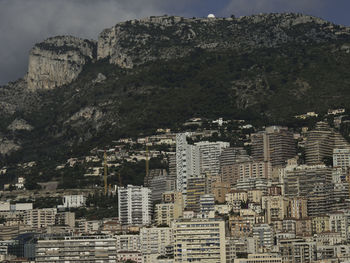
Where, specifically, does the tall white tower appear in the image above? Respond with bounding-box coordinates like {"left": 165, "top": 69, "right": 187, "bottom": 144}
{"left": 176, "top": 133, "right": 200, "bottom": 203}
{"left": 118, "top": 185, "right": 152, "bottom": 226}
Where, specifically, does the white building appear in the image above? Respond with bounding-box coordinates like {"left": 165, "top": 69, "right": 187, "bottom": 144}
{"left": 62, "top": 195, "right": 86, "bottom": 208}
{"left": 15, "top": 177, "right": 25, "bottom": 189}
{"left": 176, "top": 133, "right": 229, "bottom": 203}
{"left": 118, "top": 185, "right": 152, "bottom": 226}
{"left": 176, "top": 133, "right": 200, "bottom": 200}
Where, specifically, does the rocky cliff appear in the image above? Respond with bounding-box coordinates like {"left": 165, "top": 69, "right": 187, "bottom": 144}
{"left": 25, "top": 14, "right": 350, "bottom": 91}
{"left": 27, "top": 36, "right": 96, "bottom": 91}
{"left": 97, "top": 13, "right": 349, "bottom": 68}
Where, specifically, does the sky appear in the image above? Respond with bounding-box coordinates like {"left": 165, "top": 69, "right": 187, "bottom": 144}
{"left": 1, "top": 0, "right": 350, "bottom": 85}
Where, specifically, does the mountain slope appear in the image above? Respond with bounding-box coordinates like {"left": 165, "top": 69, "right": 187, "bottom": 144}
{"left": 1, "top": 13, "right": 350, "bottom": 167}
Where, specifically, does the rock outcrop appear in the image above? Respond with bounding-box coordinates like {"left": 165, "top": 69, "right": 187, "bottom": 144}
{"left": 0, "top": 138, "right": 21, "bottom": 155}
{"left": 27, "top": 36, "right": 96, "bottom": 91}
{"left": 7, "top": 119, "right": 33, "bottom": 132}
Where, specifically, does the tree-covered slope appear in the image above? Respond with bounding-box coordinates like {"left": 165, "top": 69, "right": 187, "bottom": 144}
{"left": 1, "top": 13, "right": 350, "bottom": 168}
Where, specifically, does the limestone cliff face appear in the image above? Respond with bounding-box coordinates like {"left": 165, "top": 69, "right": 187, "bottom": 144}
{"left": 25, "top": 14, "right": 348, "bottom": 90}
{"left": 97, "top": 16, "right": 206, "bottom": 68}
{"left": 27, "top": 36, "right": 96, "bottom": 91}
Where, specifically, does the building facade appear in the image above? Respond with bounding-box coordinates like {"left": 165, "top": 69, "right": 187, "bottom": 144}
{"left": 118, "top": 185, "right": 152, "bottom": 226}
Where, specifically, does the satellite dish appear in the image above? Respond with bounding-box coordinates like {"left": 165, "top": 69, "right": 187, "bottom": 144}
{"left": 207, "top": 14, "right": 215, "bottom": 19}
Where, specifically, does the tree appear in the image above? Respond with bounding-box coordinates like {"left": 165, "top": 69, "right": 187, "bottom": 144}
{"left": 24, "top": 179, "right": 41, "bottom": 190}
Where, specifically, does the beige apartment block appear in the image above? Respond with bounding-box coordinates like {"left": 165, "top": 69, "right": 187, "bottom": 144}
{"left": 36, "top": 236, "right": 117, "bottom": 262}
{"left": 262, "top": 196, "right": 289, "bottom": 223}
{"left": 289, "top": 197, "right": 308, "bottom": 219}
{"left": 295, "top": 218, "right": 312, "bottom": 237}
{"left": 154, "top": 203, "right": 178, "bottom": 226}
{"left": 251, "top": 126, "right": 296, "bottom": 167}
{"left": 312, "top": 215, "right": 330, "bottom": 234}
{"left": 226, "top": 190, "right": 248, "bottom": 204}
{"left": 24, "top": 208, "right": 57, "bottom": 229}
{"left": 174, "top": 218, "right": 226, "bottom": 262}
{"left": 212, "top": 181, "right": 230, "bottom": 203}
{"left": 140, "top": 226, "right": 173, "bottom": 263}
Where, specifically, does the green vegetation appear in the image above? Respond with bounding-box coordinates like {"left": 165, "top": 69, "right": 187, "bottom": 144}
{"left": 74, "top": 193, "right": 118, "bottom": 220}
{"left": 2, "top": 24, "right": 350, "bottom": 183}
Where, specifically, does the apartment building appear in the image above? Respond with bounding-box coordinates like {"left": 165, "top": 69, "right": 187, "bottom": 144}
{"left": 176, "top": 133, "right": 200, "bottom": 200}
{"left": 253, "top": 224, "right": 274, "bottom": 250}
{"left": 149, "top": 172, "right": 174, "bottom": 203}
{"left": 229, "top": 215, "right": 253, "bottom": 237}
{"left": 234, "top": 254, "right": 282, "bottom": 263}
{"left": 24, "top": 208, "right": 57, "bottom": 229}
{"left": 176, "top": 133, "right": 229, "bottom": 202}
{"left": 55, "top": 212, "right": 75, "bottom": 228}
{"left": 140, "top": 226, "right": 173, "bottom": 263}
{"left": 333, "top": 148, "right": 350, "bottom": 172}
{"left": 289, "top": 198, "right": 308, "bottom": 219}
{"left": 312, "top": 215, "right": 330, "bottom": 234}
{"left": 154, "top": 203, "right": 175, "bottom": 226}
{"left": 220, "top": 147, "right": 250, "bottom": 168}
{"left": 212, "top": 181, "right": 231, "bottom": 203}
{"left": 118, "top": 185, "right": 152, "bottom": 226}
{"left": 283, "top": 165, "right": 333, "bottom": 198}
{"left": 36, "top": 236, "right": 117, "bottom": 262}
{"left": 186, "top": 177, "right": 206, "bottom": 213}
{"left": 251, "top": 126, "right": 296, "bottom": 167}
{"left": 262, "top": 196, "right": 289, "bottom": 223}
{"left": 329, "top": 211, "right": 349, "bottom": 239}
{"left": 200, "top": 194, "right": 215, "bottom": 215}
{"left": 221, "top": 160, "right": 272, "bottom": 187}
{"left": 173, "top": 218, "right": 226, "bottom": 262}
{"left": 62, "top": 195, "right": 86, "bottom": 208}
{"left": 196, "top": 140, "right": 230, "bottom": 177}
{"left": 279, "top": 239, "right": 316, "bottom": 263}
{"left": 117, "top": 251, "right": 143, "bottom": 263}
{"left": 305, "top": 122, "right": 350, "bottom": 165}
{"left": 116, "top": 234, "right": 141, "bottom": 252}
{"left": 295, "top": 218, "right": 312, "bottom": 237}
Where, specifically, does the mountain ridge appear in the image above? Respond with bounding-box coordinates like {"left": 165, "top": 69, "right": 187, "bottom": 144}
{"left": 0, "top": 12, "right": 350, "bottom": 166}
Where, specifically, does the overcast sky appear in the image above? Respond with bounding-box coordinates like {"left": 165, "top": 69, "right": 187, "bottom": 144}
{"left": 1, "top": 0, "right": 350, "bottom": 85}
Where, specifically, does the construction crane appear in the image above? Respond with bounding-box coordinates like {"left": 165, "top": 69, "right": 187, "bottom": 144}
{"left": 145, "top": 143, "right": 149, "bottom": 183}
{"left": 104, "top": 150, "right": 108, "bottom": 195}
{"left": 118, "top": 172, "right": 122, "bottom": 187}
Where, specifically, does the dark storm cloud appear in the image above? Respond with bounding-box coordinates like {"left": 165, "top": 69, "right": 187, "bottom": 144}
{"left": 1, "top": 0, "right": 349, "bottom": 85}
